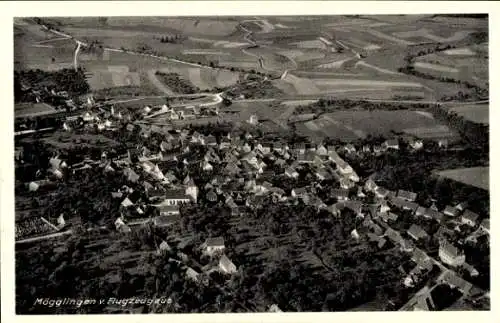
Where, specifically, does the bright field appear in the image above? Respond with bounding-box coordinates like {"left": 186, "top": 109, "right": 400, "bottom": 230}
{"left": 437, "top": 167, "right": 489, "bottom": 191}
{"left": 296, "top": 110, "right": 456, "bottom": 141}
{"left": 78, "top": 50, "right": 242, "bottom": 91}
{"left": 275, "top": 73, "right": 429, "bottom": 99}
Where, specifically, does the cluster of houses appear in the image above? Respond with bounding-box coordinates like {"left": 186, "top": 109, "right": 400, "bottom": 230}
{"left": 14, "top": 96, "right": 488, "bottom": 311}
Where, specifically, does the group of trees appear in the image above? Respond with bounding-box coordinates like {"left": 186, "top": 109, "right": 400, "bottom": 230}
{"left": 154, "top": 72, "right": 198, "bottom": 94}
{"left": 295, "top": 98, "right": 439, "bottom": 116}
{"left": 430, "top": 105, "right": 489, "bottom": 147}
{"left": 14, "top": 68, "right": 90, "bottom": 103}
{"left": 224, "top": 79, "right": 283, "bottom": 99}
{"left": 157, "top": 34, "right": 184, "bottom": 44}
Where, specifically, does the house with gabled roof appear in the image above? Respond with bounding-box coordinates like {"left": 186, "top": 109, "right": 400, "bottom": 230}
{"left": 153, "top": 213, "right": 180, "bottom": 227}
{"left": 291, "top": 187, "right": 308, "bottom": 198}
{"left": 364, "top": 178, "right": 378, "bottom": 192}
{"left": 344, "top": 144, "right": 356, "bottom": 154}
{"left": 219, "top": 254, "right": 237, "bottom": 274}
{"left": 480, "top": 219, "right": 489, "bottom": 234}
{"left": 332, "top": 188, "right": 349, "bottom": 201}
{"left": 443, "top": 205, "right": 461, "bottom": 217}
{"left": 407, "top": 224, "right": 429, "bottom": 241}
{"left": 115, "top": 217, "right": 132, "bottom": 233}
{"left": 340, "top": 177, "right": 355, "bottom": 190}
{"left": 378, "top": 211, "right": 398, "bottom": 223}
{"left": 163, "top": 189, "right": 191, "bottom": 205}
{"left": 424, "top": 208, "right": 444, "bottom": 223}
{"left": 409, "top": 139, "right": 424, "bottom": 150}
{"left": 155, "top": 204, "right": 180, "bottom": 216}
{"left": 439, "top": 240, "right": 465, "bottom": 267}
{"left": 205, "top": 135, "right": 217, "bottom": 147}
{"left": 315, "top": 169, "right": 331, "bottom": 181}
{"left": 185, "top": 267, "right": 201, "bottom": 282}
{"left": 415, "top": 206, "right": 426, "bottom": 217}
{"left": 374, "top": 186, "right": 389, "bottom": 199}
{"left": 316, "top": 144, "right": 328, "bottom": 156}
{"left": 461, "top": 210, "right": 479, "bottom": 227}
{"left": 390, "top": 196, "right": 419, "bottom": 213}
{"left": 285, "top": 166, "right": 299, "bottom": 179}
{"left": 327, "top": 203, "right": 341, "bottom": 217}
{"left": 202, "top": 160, "right": 213, "bottom": 172}
{"left": 378, "top": 200, "right": 391, "bottom": 213}
{"left": 296, "top": 151, "right": 316, "bottom": 164}
{"left": 273, "top": 142, "right": 284, "bottom": 154}
{"left": 202, "top": 237, "right": 225, "bottom": 256}
{"left": 461, "top": 262, "right": 479, "bottom": 277}
{"left": 383, "top": 139, "right": 399, "bottom": 150}
{"left": 397, "top": 189, "right": 417, "bottom": 202}
{"left": 343, "top": 200, "right": 364, "bottom": 217}
{"left": 293, "top": 143, "right": 306, "bottom": 155}
{"left": 256, "top": 142, "right": 272, "bottom": 155}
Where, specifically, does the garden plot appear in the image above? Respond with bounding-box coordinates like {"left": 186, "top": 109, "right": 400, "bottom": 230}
{"left": 437, "top": 167, "right": 489, "bottom": 191}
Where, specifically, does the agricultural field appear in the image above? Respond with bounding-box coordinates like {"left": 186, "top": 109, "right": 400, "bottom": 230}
{"left": 414, "top": 52, "right": 488, "bottom": 86}
{"left": 447, "top": 104, "right": 489, "bottom": 125}
{"left": 38, "top": 131, "right": 120, "bottom": 150}
{"left": 295, "top": 109, "right": 457, "bottom": 141}
{"left": 15, "top": 15, "right": 488, "bottom": 104}
{"left": 53, "top": 17, "right": 240, "bottom": 36}
{"left": 15, "top": 103, "right": 57, "bottom": 118}
{"left": 14, "top": 22, "right": 76, "bottom": 71}
{"left": 275, "top": 73, "right": 430, "bottom": 100}
{"left": 437, "top": 167, "right": 489, "bottom": 191}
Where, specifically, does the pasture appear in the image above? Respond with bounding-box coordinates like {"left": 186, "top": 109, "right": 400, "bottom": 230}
{"left": 415, "top": 53, "right": 488, "bottom": 85}
{"left": 448, "top": 104, "right": 489, "bottom": 125}
{"left": 437, "top": 167, "right": 489, "bottom": 191}
{"left": 295, "top": 109, "right": 456, "bottom": 141}
{"left": 276, "top": 72, "right": 429, "bottom": 99}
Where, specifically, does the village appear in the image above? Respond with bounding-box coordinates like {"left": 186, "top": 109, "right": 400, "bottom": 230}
{"left": 14, "top": 91, "right": 490, "bottom": 313}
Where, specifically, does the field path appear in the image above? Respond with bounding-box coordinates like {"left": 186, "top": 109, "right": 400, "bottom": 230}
{"left": 355, "top": 61, "right": 402, "bottom": 75}
{"left": 146, "top": 70, "right": 175, "bottom": 95}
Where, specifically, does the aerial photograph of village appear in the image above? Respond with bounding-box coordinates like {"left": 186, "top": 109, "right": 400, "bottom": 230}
{"left": 14, "top": 14, "right": 489, "bottom": 313}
